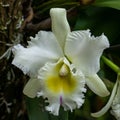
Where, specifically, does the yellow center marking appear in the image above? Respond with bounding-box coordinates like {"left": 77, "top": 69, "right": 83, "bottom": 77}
{"left": 45, "top": 67, "right": 77, "bottom": 94}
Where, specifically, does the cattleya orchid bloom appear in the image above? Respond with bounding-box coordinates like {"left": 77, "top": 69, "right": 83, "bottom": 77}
{"left": 91, "top": 75, "right": 120, "bottom": 120}
{"left": 12, "top": 8, "right": 110, "bottom": 115}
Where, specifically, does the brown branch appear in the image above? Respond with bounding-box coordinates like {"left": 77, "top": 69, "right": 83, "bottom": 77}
{"left": 20, "top": 0, "right": 34, "bottom": 32}
{"left": 78, "top": 0, "right": 95, "bottom": 5}
{"left": 20, "top": 7, "right": 34, "bottom": 31}
{"left": 26, "top": 18, "right": 51, "bottom": 32}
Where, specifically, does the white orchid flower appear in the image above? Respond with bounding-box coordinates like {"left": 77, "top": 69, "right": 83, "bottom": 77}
{"left": 12, "top": 8, "right": 110, "bottom": 115}
{"left": 91, "top": 75, "right": 120, "bottom": 120}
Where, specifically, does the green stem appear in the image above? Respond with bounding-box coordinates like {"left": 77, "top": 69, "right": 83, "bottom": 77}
{"left": 102, "top": 56, "right": 120, "bottom": 74}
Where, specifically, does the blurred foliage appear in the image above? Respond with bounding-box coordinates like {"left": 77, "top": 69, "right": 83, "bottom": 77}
{"left": 32, "top": 0, "right": 79, "bottom": 14}
{"left": 93, "top": 0, "right": 120, "bottom": 10}
{"left": 0, "top": 0, "right": 120, "bottom": 120}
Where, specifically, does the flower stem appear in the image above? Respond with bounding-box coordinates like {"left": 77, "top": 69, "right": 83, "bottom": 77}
{"left": 102, "top": 56, "right": 120, "bottom": 74}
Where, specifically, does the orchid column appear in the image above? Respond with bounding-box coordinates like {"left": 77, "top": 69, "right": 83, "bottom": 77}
{"left": 12, "top": 8, "right": 110, "bottom": 116}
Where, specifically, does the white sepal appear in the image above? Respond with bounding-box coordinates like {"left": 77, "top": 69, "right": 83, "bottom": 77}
{"left": 23, "top": 78, "right": 41, "bottom": 98}
{"left": 50, "top": 8, "right": 70, "bottom": 49}
{"left": 86, "top": 74, "right": 110, "bottom": 97}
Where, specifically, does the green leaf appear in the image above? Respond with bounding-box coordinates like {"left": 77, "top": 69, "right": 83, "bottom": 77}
{"left": 25, "top": 97, "right": 49, "bottom": 120}
{"left": 93, "top": 0, "right": 120, "bottom": 10}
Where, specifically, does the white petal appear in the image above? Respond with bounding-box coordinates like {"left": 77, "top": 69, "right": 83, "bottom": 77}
{"left": 50, "top": 8, "right": 70, "bottom": 49}
{"left": 65, "top": 30, "right": 109, "bottom": 75}
{"left": 63, "top": 101, "right": 76, "bottom": 112}
{"left": 86, "top": 74, "right": 110, "bottom": 97}
{"left": 12, "top": 31, "right": 63, "bottom": 76}
{"left": 91, "top": 77, "right": 119, "bottom": 117}
{"left": 37, "top": 58, "right": 86, "bottom": 115}
{"left": 23, "top": 78, "right": 41, "bottom": 98}
{"left": 63, "top": 89, "right": 86, "bottom": 112}
{"left": 111, "top": 104, "right": 120, "bottom": 120}
{"left": 46, "top": 102, "right": 60, "bottom": 116}
{"left": 111, "top": 78, "right": 120, "bottom": 120}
